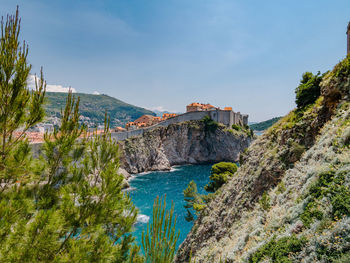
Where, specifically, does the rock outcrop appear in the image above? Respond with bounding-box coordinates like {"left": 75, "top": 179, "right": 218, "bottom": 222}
{"left": 175, "top": 57, "right": 350, "bottom": 262}
{"left": 119, "top": 121, "right": 252, "bottom": 174}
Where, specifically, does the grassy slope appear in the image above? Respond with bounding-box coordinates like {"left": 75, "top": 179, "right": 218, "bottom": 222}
{"left": 44, "top": 92, "right": 155, "bottom": 127}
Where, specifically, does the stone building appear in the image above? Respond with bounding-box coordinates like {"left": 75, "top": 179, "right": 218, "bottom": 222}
{"left": 186, "top": 102, "right": 248, "bottom": 126}
{"left": 347, "top": 22, "right": 350, "bottom": 55}
{"left": 186, "top": 103, "right": 216, "bottom": 112}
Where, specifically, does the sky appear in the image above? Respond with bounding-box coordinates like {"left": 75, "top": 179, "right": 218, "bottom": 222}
{"left": 1, "top": 0, "right": 350, "bottom": 121}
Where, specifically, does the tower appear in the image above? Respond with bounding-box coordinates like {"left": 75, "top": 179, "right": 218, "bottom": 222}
{"left": 347, "top": 22, "right": 350, "bottom": 55}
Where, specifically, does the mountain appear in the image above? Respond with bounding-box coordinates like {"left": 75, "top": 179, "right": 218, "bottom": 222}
{"left": 176, "top": 56, "right": 350, "bottom": 262}
{"left": 44, "top": 92, "right": 155, "bottom": 127}
{"left": 249, "top": 116, "right": 282, "bottom": 131}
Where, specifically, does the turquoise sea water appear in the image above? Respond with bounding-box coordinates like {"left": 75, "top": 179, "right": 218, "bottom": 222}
{"left": 128, "top": 164, "right": 212, "bottom": 249}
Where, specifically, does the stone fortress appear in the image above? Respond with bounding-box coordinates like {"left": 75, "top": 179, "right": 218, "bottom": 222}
{"left": 110, "top": 102, "right": 249, "bottom": 142}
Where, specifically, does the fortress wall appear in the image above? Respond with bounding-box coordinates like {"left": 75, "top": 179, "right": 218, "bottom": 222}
{"left": 110, "top": 110, "right": 249, "bottom": 142}
{"left": 30, "top": 110, "right": 249, "bottom": 147}
{"left": 209, "top": 110, "right": 232, "bottom": 127}
{"left": 154, "top": 111, "right": 209, "bottom": 127}
{"left": 110, "top": 128, "right": 144, "bottom": 141}
{"left": 109, "top": 111, "right": 209, "bottom": 142}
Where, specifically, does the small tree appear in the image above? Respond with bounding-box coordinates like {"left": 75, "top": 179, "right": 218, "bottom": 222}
{"left": 204, "top": 162, "right": 238, "bottom": 192}
{"left": 142, "top": 196, "right": 180, "bottom": 263}
{"left": 295, "top": 71, "right": 322, "bottom": 109}
{"left": 183, "top": 181, "right": 206, "bottom": 222}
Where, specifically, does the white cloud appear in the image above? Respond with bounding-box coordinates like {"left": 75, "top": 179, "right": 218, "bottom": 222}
{"left": 151, "top": 106, "right": 167, "bottom": 112}
{"left": 27, "top": 75, "right": 76, "bottom": 93}
{"left": 93, "top": 91, "right": 100, "bottom": 95}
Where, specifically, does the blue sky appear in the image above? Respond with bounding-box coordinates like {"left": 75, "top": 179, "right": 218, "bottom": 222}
{"left": 1, "top": 0, "right": 350, "bottom": 121}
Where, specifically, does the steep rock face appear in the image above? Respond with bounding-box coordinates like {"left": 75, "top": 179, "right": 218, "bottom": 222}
{"left": 175, "top": 57, "right": 350, "bottom": 262}
{"left": 119, "top": 121, "right": 251, "bottom": 174}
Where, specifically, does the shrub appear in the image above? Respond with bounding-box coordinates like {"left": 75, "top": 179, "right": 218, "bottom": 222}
{"left": 202, "top": 115, "right": 219, "bottom": 132}
{"left": 249, "top": 235, "right": 307, "bottom": 263}
{"left": 295, "top": 72, "right": 322, "bottom": 109}
{"left": 300, "top": 170, "right": 350, "bottom": 228}
{"left": 205, "top": 162, "right": 238, "bottom": 192}
{"left": 259, "top": 191, "right": 271, "bottom": 211}
{"left": 232, "top": 124, "right": 241, "bottom": 131}
{"left": 334, "top": 253, "right": 350, "bottom": 263}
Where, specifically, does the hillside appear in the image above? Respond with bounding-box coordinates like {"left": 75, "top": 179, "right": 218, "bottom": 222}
{"left": 44, "top": 92, "right": 155, "bottom": 127}
{"left": 249, "top": 116, "right": 282, "bottom": 131}
{"left": 175, "top": 56, "right": 350, "bottom": 262}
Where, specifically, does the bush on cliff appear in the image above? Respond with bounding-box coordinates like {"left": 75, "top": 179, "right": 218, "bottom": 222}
{"left": 249, "top": 235, "right": 307, "bottom": 263}
{"left": 205, "top": 162, "right": 238, "bottom": 192}
{"left": 201, "top": 115, "right": 219, "bottom": 132}
{"left": 295, "top": 71, "right": 322, "bottom": 109}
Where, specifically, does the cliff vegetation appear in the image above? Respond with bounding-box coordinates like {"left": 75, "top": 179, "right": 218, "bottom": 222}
{"left": 175, "top": 55, "right": 350, "bottom": 262}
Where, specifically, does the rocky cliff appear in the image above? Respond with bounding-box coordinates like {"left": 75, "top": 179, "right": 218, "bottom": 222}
{"left": 175, "top": 57, "right": 350, "bottom": 262}
{"left": 118, "top": 121, "right": 252, "bottom": 174}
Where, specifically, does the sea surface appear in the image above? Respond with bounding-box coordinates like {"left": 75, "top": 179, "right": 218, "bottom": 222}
{"left": 128, "top": 164, "right": 212, "bottom": 249}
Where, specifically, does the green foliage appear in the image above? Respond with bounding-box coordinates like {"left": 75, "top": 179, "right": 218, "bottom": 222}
{"left": 205, "top": 162, "right": 238, "bottom": 193}
{"left": 300, "top": 169, "right": 350, "bottom": 228}
{"left": 142, "top": 196, "right": 180, "bottom": 263}
{"left": 45, "top": 92, "right": 156, "bottom": 127}
{"left": 1, "top": 91, "right": 141, "bottom": 262}
{"left": 334, "top": 253, "right": 350, "bottom": 263}
{"left": 231, "top": 124, "right": 254, "bottom": 137}
{"left": 249, "top": 117, "right": 282, "bottom": 131}
{"left": 0, "top": 7, "right": 46, "bottom": 191}
{"left": 184, "top": 162, "right": 238, "bottom": 222}
{"left": 295, "top": 71, "right": 322, "bottom": 109}
{"left": 300, "top": 202, "right": 323, "bottom": 227}
{"left": 276, "top": 182, "right": 286, "bottom": 194}
{"left": 183, "top": 181, "right": 205, "bottom": 222}
{"left": 259, "top": 191, "right": 271, "bottom": 211}
{"left": 202, "top": 115, "right": 219, "bottom": 132}
{"left": 0, "top": 9, "right": 144, "bottom": 261}
{"left": 249, "top": 235, "right": 307, "bottom": 263}
{"left": 232, "top": 124, "right": 241, "bottom": 131}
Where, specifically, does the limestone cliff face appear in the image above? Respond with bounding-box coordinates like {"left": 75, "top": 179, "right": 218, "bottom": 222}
{"left": 118, "top": 121, "right": 252, "bottom": 174}
{"left": 175, "top": 57, "right": 350, "bottom": 262}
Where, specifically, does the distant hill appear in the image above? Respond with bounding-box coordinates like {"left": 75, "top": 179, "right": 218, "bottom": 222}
{"left": 249, "top": 117, "right": 282, "bottom": 131}
{"left": 44, "top": 92, "right": 155, "bottom": 127}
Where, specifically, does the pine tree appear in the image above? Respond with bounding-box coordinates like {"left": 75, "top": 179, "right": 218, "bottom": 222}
{"left": 0, "top": 8, "right": 143, "bottom": 262}
{"left": 0, "top": 7, "right": 45, "bottom": 191}
{"left": 142, "top": 196, "right": 180, "bottom": 263}
{"left": 0, "top": 7, "right": 46, "bottom": 261}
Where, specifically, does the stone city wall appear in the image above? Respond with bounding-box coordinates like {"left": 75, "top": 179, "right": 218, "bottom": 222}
{"left": 110, "top": 110, "right": 248, "bottom": 142}
{"left": 30, "top": 110, "right": 249, "bottom": 146}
